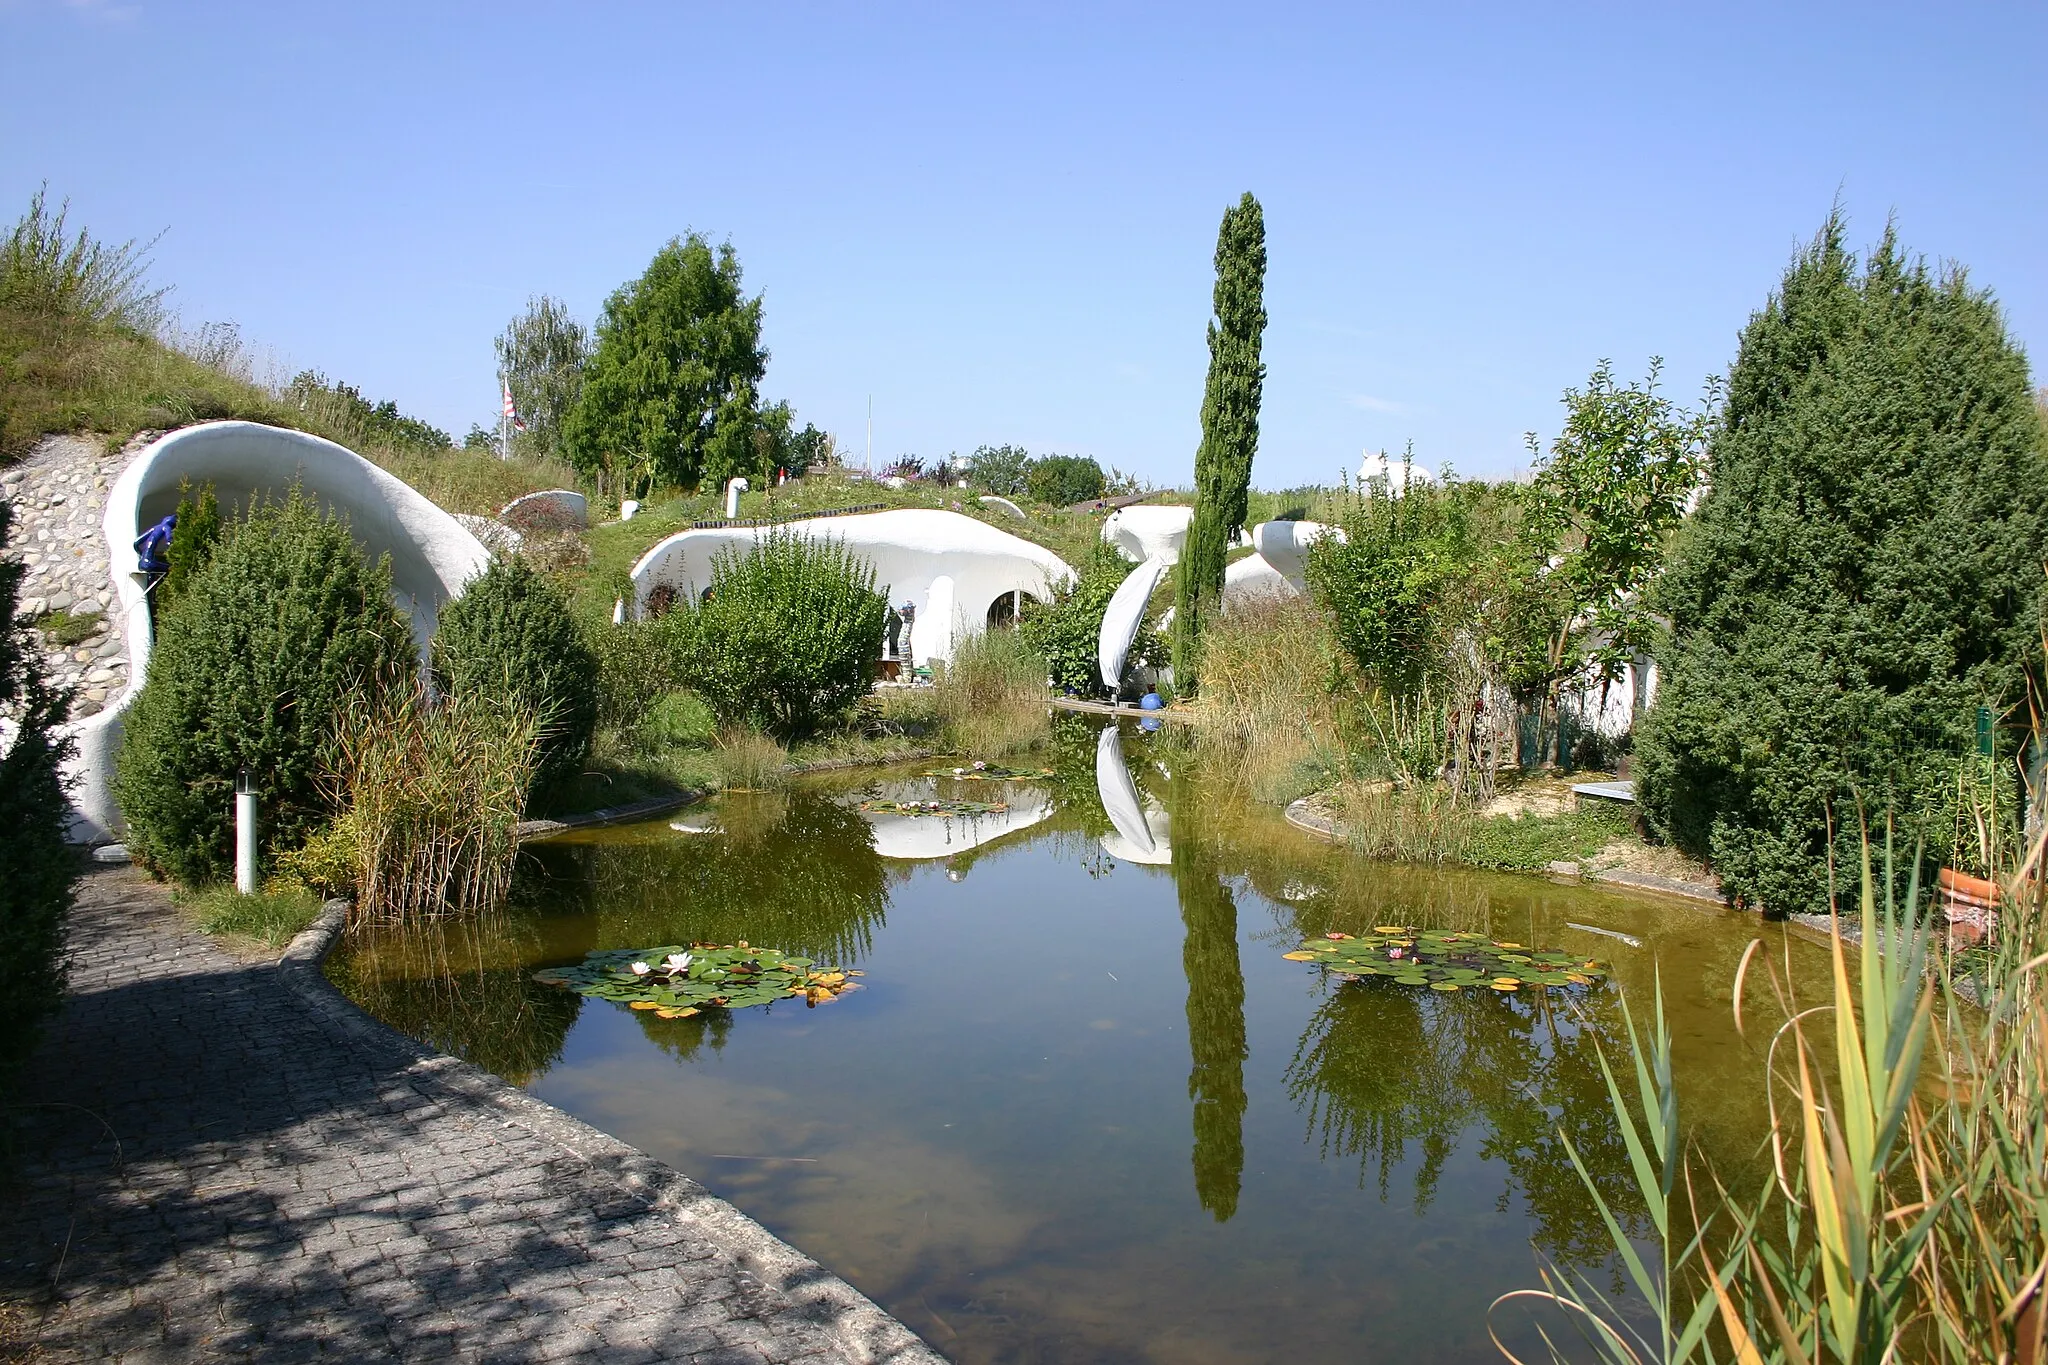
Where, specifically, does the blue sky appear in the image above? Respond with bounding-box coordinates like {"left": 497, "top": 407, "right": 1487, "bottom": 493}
{"left": 4, "top": 1, "right": 2042, "bottom": 488}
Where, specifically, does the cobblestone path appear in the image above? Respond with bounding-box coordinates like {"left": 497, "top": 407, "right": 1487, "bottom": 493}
{"left": 0, "top": 868, "right": 942, "bottom": 1364}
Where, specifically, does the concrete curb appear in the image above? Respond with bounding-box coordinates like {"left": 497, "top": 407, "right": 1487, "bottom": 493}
{"left": 513, "top": 791, "right": 702, "bottom": 840}
{"left": 277, "top": 902, "right": 947, "bottom": 1365}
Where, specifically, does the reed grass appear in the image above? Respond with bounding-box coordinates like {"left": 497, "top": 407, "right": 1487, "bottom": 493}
{"left": 290, "top": 680, "right": 539, "bottom": 924}
{"left": 1185, "top": 596, "right": 1353, "bottom": 803}
{"left": 934, "top": 626, "right": 1049, "bottom": 758}
{"left": 1491, "top": 790, "right": 2048, "bottom": 1364}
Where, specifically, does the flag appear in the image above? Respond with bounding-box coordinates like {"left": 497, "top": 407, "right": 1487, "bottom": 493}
{"left": 502, "top": 383, "right": 526, "bottom": 432}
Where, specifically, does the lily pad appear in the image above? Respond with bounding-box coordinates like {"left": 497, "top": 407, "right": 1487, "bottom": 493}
{"left": 860, "top": 797, "right": 1010, "bottom": 817}
{"left": 534, "top": 943, "right": 863, "bottom": 1016}
{"left": 1284, "top": 925, "right": 1608, "bottom": 994}
{"left": 925, "top": 762, "right": 1056, "bottom": 781}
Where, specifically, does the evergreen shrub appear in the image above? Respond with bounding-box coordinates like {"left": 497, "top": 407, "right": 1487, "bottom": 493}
{"left": 433, "top": 556, "right": 598, "bottom": 801}
{"left": 114, "top": 490, "right": 415, "bottom": 886}
{"left": 1636, "top": 218, "right": 2048, "bottom": 914}
{"left": 676, "top": 530, "right": 887, "bottom": 740}
{"left": 0, "top": 500, "right": 79, "bottom": 1083}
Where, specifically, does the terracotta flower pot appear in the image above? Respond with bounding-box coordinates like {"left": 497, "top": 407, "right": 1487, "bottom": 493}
{"left": 1938, "top": 867, "right": 2000, "bottom": 946}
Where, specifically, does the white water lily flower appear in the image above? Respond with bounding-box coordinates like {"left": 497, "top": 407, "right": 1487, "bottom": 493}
{"left": 630, "top": 961, "right": 651, "bottom": 975}
{"left": 665, "top": 953, "right": 692, "bottom": 972}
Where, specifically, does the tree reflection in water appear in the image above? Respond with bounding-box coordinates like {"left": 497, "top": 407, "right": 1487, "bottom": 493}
{"left": 335, "top": 788, "right": 891, "bottom": 1085}
{"left": 519, "top": 788, "right": 892, "bottom": 968}
{"left": 331, "top": 912, "right": 585, "bottom": 1087}
{"left": 1176, "top": 848, "right": 1248, "bottom": 1222}
{"left": 1284, "top": 977, "right": 1650, "bottom": 1273}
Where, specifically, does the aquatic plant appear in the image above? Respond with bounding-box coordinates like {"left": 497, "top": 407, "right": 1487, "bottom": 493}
{"left": 534, "top": 943, "right": 860, "bottom": 1018}
{"left": 1284, "top": 928, "right": 1607, "bottom": 992}
{"left": 859, "top": 797, "right": 1009, "bottom": 817}
{"left": 926, "top": 762, "right": 1054, "bottom": 781}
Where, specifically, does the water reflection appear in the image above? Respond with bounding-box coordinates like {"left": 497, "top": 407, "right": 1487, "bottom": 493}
{"left": 521, "top": 788, "right": 891, "bottom": 967}
{"left": 1175, "top": 842, "right": 1248, "bottom": 1221}
{"left": 857, "top": 778, "right": 1054, "bottom": 860}
{"left": 332, "top": 912, "right": 587, "bottom": 1086}
{"left": 1096, "top": 724, "right": 1172, "bottom": 865}
{"left": 1282, "top": 978, "right": 1648, "bottom": 1270}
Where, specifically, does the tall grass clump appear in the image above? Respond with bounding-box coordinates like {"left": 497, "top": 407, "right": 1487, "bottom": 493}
{"left": 1187, "top": 594, "right": 1353, "bottom": 802}
{"left": 114, "top": 489, "right": 415, "bottom": 886}
{"left": 672, "top": 530, "right": 887, "bottom": 740}
{"left": 0, "top": 188, "right": 278, "bottom": 458}
{"left": 1490, "top": 790, "right": 2048, "bottom": 1363}
{"left": 0, "top": 185, "right": 165, "bottom": 328}
{"left": 711, "top": 727, "right": 790, "bottom": 791}
{"left": 291, "top": 681, "right": 539, "bottom": 924}
{"left": 934, "top": 625, "right": 1048, "bottom": 758}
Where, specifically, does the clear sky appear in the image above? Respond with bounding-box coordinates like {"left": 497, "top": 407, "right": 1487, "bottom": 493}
{"left": 4, "top": 1, "right": 2042, "bottom": 488}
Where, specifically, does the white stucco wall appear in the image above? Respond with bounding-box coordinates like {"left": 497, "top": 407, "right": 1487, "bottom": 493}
{"left": 626, "top": 509, "right": 1074, "bottom": 668}
{"left": 64, "top": 420, "right": 491, "bottom": 842}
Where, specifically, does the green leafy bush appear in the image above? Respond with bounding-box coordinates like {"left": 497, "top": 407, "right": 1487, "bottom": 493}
{"left": 114, "top": 490, "right": 416, "bottom": 886}
{"left": 0, "top": 499, "right": 78, "bottom": 1084}
{"left": 1026, "top": 453, "right": 1107, "bottom": 505}
{"left": 433, "top": 557, "right": 598, "bottom": 801}
{"left": 966, "top": 444, "right": 1033, "bottom": 497}
{"left": 675, "top": 530, "right": 887, "bottom": 740}
{"left": 1637, "top": 218, "right": 2048, "bottom": 914}
{"left": 1307, "top": 477, "right": 1484, "bottom": 701}
{"left": 1019, "top": 542, "right": 1130, "bottom": 697}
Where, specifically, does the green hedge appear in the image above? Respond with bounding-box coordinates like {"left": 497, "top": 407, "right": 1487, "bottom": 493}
{"left": 0, "top": 499, "right": 79, "bottom": 1083}
{"left": 114, "top": 490, "right": 415, "bottom": 885}
{"left": 433, "top": 556, "right": 598, "bottom": 802}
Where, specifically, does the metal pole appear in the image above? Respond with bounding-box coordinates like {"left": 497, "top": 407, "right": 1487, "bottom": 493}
{"left": 234, "top": 769, "right": 257, "bottom": 895}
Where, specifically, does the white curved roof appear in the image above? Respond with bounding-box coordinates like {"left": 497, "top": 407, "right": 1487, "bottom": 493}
{"left": 1357, "top": 450, "right": 1435, "bottom": 492}
{"left": 1101, "top": 504, "right": 1193, "bottom": 564}
{"left": 628, "top": 509, "right": 1073, "bottom": 668}
{"left": 68, "top": 420, "right": 490, "bottom": 841}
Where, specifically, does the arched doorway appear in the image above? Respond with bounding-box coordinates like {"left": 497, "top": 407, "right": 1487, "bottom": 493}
{"left": 986, "top": 590, "right": 1038, "bottom": 629}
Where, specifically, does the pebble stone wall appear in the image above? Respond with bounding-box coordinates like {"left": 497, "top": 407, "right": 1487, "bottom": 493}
{"left": 2, "top": 432, "right": 151, "bottom": 719}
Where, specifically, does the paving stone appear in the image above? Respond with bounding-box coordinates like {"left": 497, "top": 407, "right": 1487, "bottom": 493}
{"left": 0, "top": 868, "right": 943, "bottom": 1363}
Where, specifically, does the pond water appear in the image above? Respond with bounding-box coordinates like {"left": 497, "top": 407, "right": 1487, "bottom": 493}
{"left": 331, "top": 717, "right": 1834, "bottom": 1364}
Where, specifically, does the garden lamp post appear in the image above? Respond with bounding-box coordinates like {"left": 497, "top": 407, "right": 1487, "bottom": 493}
{"left": 234, "top": 768, "right": 258, "bottom": 895}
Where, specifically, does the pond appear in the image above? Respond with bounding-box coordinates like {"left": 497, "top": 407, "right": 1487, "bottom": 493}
{"left": 330, "top": 716, "right": 1834, "bottom": 1364}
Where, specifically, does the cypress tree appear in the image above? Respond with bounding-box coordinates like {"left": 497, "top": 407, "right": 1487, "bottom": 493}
{"left": 1636, "top": 215, "right": 2048, "bottom": 914}
{"left": 1171, "top": 193, "right": 1267, "bottom": 693}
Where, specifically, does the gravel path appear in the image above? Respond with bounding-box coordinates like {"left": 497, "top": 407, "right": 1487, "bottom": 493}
{"left": 1, "top": 433, "right": 151, "bottom": 720}
{"left": 0, "top": 867, "right": 943, "bottom": 1364}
